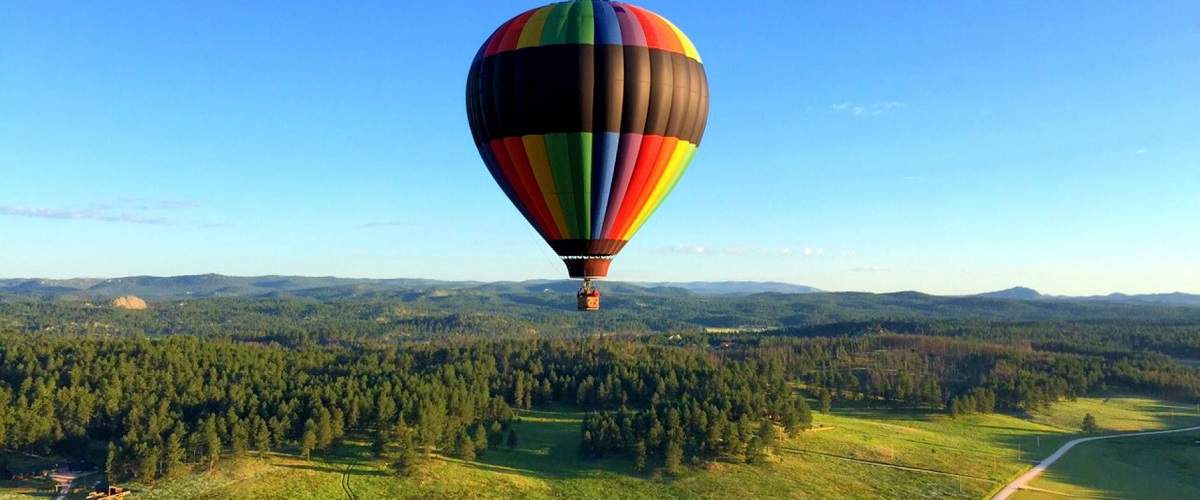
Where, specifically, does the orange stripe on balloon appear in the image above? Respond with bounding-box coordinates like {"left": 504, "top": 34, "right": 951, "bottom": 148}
{"left": 624, "top": 140, "right": 693, "bottom": 239}
{"left": 625, "top": 4, "right": 684, "bottom": 56}
{"left": 615, "top": 136, "right": 678, "bottom": 238}
{"left": 606, "top": 134, "right": 664, "bottom": 239}
{"left": 489, "top": 139, "right": 561, "bottom": 240}
{"left": 496, "top": 9, "right": 536, "bottom": 53}
{"left": 510, "top": 136, "right": 569, "bottom": 237}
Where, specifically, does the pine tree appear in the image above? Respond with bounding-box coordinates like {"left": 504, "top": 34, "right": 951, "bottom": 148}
{"left": 782, "top": 407, "right": 802, "bottom": 437}
{"left": 745, "top": 436, "right": 765, "bottom": 464}
{"left": 135, "top": 443, "right": 159, "bottom": 482}
{"left": 392, "top": 431, "right": 418, "bottom": 476}
{"left": 203, "top": 417, "right": 222, "bottom": 470}
{"left": 163, "top": 430, "right": 186, "bottom": 478}
{"left": 1082, "top": 413, "right": 1099, "bottom": 433}
{"left": 317, "top": 408, "right": 334, "bottom": 450}
{"left": 472, "top": 423, "right": 489, "bottom": 455}
{"left": 331, "top": 408, "right": 346, "bottom": 442}
{"left": 300, "top": 418, "right": 317, "bottom": 460}
{"left": 949, "top": 398, "right": 963, "bottom": 418}
{"left": 633, "top": 439, "right": 648, "bottom": 473}
{"left": 663, "top": 435, "right": 683, "bottom": 475}
{"left": 371, "top": 427, "right": 390, "bottom": 459}
{"left": 819, "top": 389, "right": 833, "bottom": 414}
{"left": 230, "top": 421, "right": 248, "bottom": 458}
{"left": 105, "top": 441, "right": 119, "bottom": 480}
{"left": 454, "top": 429, "right": 476, "bottom": 460}
{"left": 253, "top": 419, "right": 271, "bottom": 458}
{"left": 757, "top": 420, "right": 777, "bottom": 450}
{"left": 722, "top": 418, "right": 741, "bottom": 455}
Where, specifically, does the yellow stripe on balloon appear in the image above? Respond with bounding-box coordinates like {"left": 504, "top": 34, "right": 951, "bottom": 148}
{"left": 623, "top": 141, "right": 695, "bottom": 240}
{"left": 656, "top": 15, "right": 701, "bottom": 63}
{"left": 517, "top": 5, "right": 554, "bottom": 49}
{"left": 521, "top": 135, "right": 570, "bottom": 237}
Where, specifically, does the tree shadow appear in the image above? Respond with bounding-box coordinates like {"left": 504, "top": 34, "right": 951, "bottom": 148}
{"left": 0, "top": 479, "right": 57, "bottom": 498}
{"left": 460, "top": 408, "right": 643, "bottom": 480}
{"left": 271, "top": 463, "right": 388, "bottom": 477}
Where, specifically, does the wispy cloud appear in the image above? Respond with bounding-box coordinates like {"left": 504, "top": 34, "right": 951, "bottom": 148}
{"left": 660, "top": 244, "right": 711, "bottom": 255}
{"left": 0, "top": 206, "right": 173, "bottom": 225}
{"left": 848, "top": 267, "right": 890, "bottom": 273}
{"left": 359, "top": 220, "right": 414, "bottom": 229}
{"left": 0, "top": 199, "right": 219, "bottom": 228}
{"left": 831, "top": 101, "right": 906, "bottom": 117}
{"left": 660, "top": 245, "right": 829, "bottom": 258}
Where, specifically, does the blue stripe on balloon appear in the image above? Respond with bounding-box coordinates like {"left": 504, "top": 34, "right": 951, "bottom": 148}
{"left": 590, "top": 132, "right": 620, "bottom": 239}
{"left": 592, "top": 1, "right": 623, "bottom": 46}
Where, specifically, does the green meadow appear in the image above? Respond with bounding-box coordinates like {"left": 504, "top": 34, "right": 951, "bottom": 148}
{"left": 5, "top": 396, "right": 1196, "bottom": 499}
{"left": 1014, "top": 430, "right": 1200, "bottom": 499}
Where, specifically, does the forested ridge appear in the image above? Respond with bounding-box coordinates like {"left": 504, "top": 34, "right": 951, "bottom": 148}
{"left": 1, "top": 295, "right": 1198, "bottom": 483}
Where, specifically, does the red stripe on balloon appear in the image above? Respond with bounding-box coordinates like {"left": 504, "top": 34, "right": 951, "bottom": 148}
{"left": 600, "top": 132, "right": 644, "bottom": 238}
{"left": 502, "top": 136, "right": 562, "bottom": 240}
{"left": 624, "top": 4, "right": 683, "bottom": 56}
{"left": 607, "top": 134, "right": 663, "bottom": 239}
{"left": 613, "top": 136, "right": 677, "bottom": 238}
{"left": 496, "top": 9, "right": 536, "bottom": 53}
{"left": 489, "top": 139, "right": 559, "bottom": 240}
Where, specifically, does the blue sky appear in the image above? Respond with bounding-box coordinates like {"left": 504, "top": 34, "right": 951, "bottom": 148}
{"left": 2, "top": 1, "right": 1198, "bottom": 294}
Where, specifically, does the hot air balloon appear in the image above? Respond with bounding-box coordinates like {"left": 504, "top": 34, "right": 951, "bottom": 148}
{"left": 466, "top": 0, "right": 709, "bottom": 310}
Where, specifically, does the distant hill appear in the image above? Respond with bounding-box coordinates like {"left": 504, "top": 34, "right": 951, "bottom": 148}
{"left": 0, "top": 275, "right": 816, "bottom": 300}
{"left": 973, "top": 286, "right": 1200, "bottom": 307}
{"left": 975, "top": 287, "right": 1043, "bottom": 300}
{"left": 0, "top": 275, "right": 474, "bottom": 300}
{"left": 2, "top": 275, "right": 1197, "bottom": 310}
{"left": 1077, "top": 292, "right": 1200, "bottom": 307}
{"left": 636, "top": 281, "right": 820, "bottom": 295}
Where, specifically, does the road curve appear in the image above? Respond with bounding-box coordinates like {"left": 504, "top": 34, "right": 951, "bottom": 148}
{"left": 993, "top": 425, "right": 1200, "bottom": 499}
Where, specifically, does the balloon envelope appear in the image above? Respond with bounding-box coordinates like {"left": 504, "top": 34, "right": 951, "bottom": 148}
{"left": 466, "top": 0, "right": 709, "bottom": 278}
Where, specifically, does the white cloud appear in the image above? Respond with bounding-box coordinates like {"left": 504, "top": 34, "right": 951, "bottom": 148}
{"left": 0, "top": 200, "right": 217, "bottom": 228}
{"left": 831, "top": 101, "right": 907, "bottom": 117}
{"left": 848, "top": 267, "right": 890, "bottom": 273}
{"left": 660, "top": 245, "right": 805, "bottom": 257}
{"left": 660, "top": 245, "right": 709, "bottom": 255}
{"left": 0, "top": 205, "right": 173, "bottom": 225}
{"left": 359, "top": 220, "right": 415, "bottom": 229}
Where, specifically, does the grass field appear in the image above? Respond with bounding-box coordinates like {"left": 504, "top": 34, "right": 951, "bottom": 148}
{"left": 3, "top": 395, "right": 1197, "bottom": 499}
{"left": 1014, "top": 430, "right": 1200, "bottom": 500}
{"left": 1009, "top": 398, "right": 1200, "bottom": 500}
{"left": 1024, "top": 396, "right": 1200, "bottom": 432}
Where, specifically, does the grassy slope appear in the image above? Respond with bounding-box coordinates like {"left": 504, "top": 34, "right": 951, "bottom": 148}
{"left": 116, "top": 407, "right": 1072, "bottom": 499}
{"left": 1025, "top": 396, "right": 1200, "bottom": 432}
{"left": 1017, "top": 431, "right": 1200, "bottom": 500}
{"left": 5, "top": 396, "right": 1197, "bottom": 499}
{"left": 1012, "top": 397, "right": 1200, "bottom": 500}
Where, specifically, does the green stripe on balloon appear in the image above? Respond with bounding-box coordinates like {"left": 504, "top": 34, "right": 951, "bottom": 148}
{"left": 543, "top": 133, "right": 579, "bottom": 238}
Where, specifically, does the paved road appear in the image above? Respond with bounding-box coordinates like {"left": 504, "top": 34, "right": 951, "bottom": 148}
{"left": 993, "top": 425, "right": 1200, "bottom": 499}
